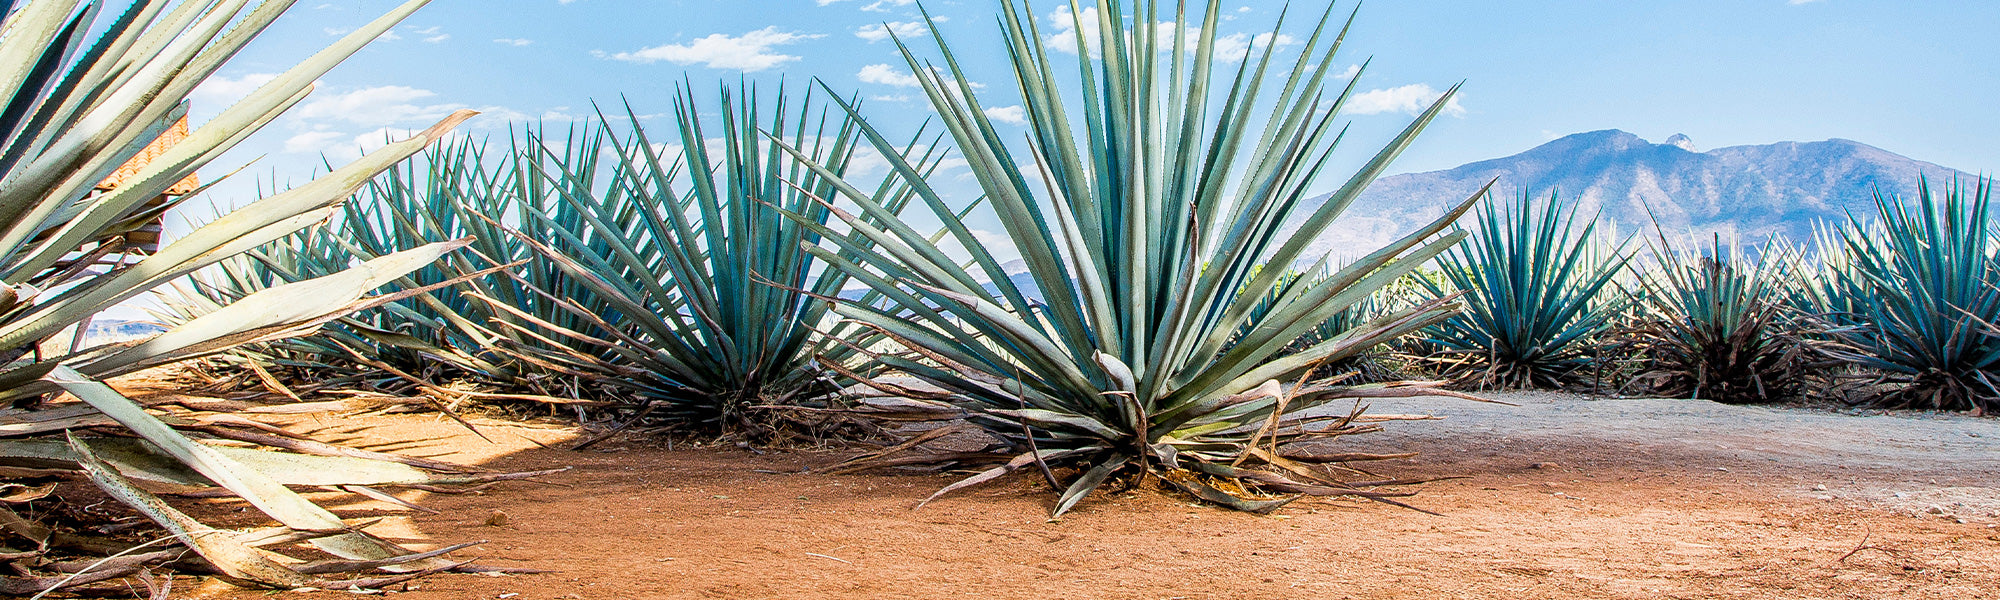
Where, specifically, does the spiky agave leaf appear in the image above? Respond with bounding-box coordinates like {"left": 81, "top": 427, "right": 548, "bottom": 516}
{"left": 1416, "top": 190, "right": 1631, "bottom": 390}
{"left": 1823, "top": 177, "right": 2000, "bottom": 412}
{"left": 1235, "top": 265, "right": 1411, "bottom": 383}
{"left": 1611, "top": 235, "right": 1825, "bottom": 403}
{"left": 777, "top": 0, "right": 1485, "bottom": 516}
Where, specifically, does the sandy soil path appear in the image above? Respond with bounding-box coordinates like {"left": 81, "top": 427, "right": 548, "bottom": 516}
{"left": 180, "top": 392, "right": 2000, "bottom": 600}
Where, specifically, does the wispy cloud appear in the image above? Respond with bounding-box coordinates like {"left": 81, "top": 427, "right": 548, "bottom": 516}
{"left": 1044, "top": 6, "right": 1294, "bottom": 61}
{"left": 983, "top": 105, "right": 1027, "bottom": 125}
{"left": 603, "top": 27, "right": 823, "bottom": 72}
{"left": 494, "top": 38, "right": 534, "bottom": 47}
{"left": 820, "top": 0, "right": 917, "bottom": 11}
{"left": 292, "top": 85, "right": 466, "bottom": 126}
{"left": 282, "top": 130, "right": 346, "bottom": 155}
{"left": 191, "top": 72, "right": 277, "bottom": 104}
{"left": 857, "top": 63, "right": 922, "bottom": 87}
{"left": 855, "top": 20, "right": 928, "bottom": 43}
{"left": 1345, "top": 83, "right": 1467, "bottom": 118}
{"left": 410, "top": 25, "right": 449, "bottom": 44}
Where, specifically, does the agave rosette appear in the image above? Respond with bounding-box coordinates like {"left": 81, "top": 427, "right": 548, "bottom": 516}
{"left": 1416, "top": 190, "right": 1630, "bottom": 390}
{"left": 1613, "top": 235, "right": 1823, "bottom": 403}
{"left": 780, "top": 0, "right": 1489, "bottom": 516}
{"left": 1822, "top": 178, "right": 2000, "bottom": 412}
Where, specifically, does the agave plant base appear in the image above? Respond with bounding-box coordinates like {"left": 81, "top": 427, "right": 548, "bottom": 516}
{"left": 825, "top": 380, "right": 1487, "bottom": 517}
{"left": 1853, "top": 371, "right": 2000, "bottom": 414}
{"left": 1414, "top": 350, "right": 1594, "bottom": 392}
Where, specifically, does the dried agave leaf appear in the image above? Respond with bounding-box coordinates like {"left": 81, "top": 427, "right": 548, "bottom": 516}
{"left": 43, "top": 367, "right": 455, "bottom": 572}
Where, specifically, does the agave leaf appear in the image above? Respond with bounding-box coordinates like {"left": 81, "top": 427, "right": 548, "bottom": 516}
{"left": 65, "top": 432, "right": 315, "bottom": 588}
{"left": 43, "top": 366, "right": 452, "bottom": 571}
{"left": 1051, "top": 454, "right": 1126, "bottom": 519}
{"left": 0, "top": 436, "right": 462, "bottom": 488}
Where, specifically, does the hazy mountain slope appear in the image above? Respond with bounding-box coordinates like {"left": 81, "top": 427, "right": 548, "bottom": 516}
{"left": 1308, "top": 130, "right": 1975, "bottom": 257}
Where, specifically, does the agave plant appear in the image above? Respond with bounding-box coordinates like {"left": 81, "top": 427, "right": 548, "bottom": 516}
{"left": 0, "top": 0, "right": 499, "bottom": 592}
{"left": 1822, "top": 178, "right": 2000, "bottom": 412}
{"left": 1415, "top": 190, "right": 1630, "bottom": 390}
{"left": 780, "top": 0, "right": 1490, "bottom": 516}
{"left": 479, "top": 84, "right": 954, "bottom": 435}
{"left": 1611, "top": 235, "right": 1824, "bottom": 403}
{"left": 167, "top": 84, "right": 948, "bottom": 438}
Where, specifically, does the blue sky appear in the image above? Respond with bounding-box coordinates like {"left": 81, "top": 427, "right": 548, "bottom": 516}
{"left": 178, "top": 0, "right": 1999, "bottom": 238}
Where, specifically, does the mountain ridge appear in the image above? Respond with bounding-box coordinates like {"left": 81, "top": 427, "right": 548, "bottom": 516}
{"left": 1306, "top": 129, "right": 1977, "bottom": 257}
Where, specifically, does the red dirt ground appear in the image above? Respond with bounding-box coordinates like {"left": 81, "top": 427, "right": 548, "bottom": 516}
{"left": 151, "top": 396, "right": 2000, "bottom": 600}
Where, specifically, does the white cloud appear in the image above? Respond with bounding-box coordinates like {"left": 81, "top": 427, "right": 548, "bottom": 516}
{"left": 605, "top": 27, "right": 822, "bottom": 72}
{"left": 350, "top": 127, "right": 425, "bottom": 155}
{"left": 983, "top": 105, "right": 1027, "bottom": 125}
{"left": 191, "top": 72, "right": 277, "bottom": 104}
{"left": 410, "top": 26, "right": 448, "bottom": 44}
{"left": 494, "top": 38, "right": 534, "bottom": 46}
{"left": 282, "top": 130, "right": 345, "bottom": 154}
{"left": 855, "top": 20, "right": 928, "bottom": 43}
{"left": 1044, "top": 6, "right": 1293, "bottom": 60}
{"left": 1045, "top": 6, "right": 1098, "bottom": 55}
{"left": 1787, "top": 0, "right": 1824, "bottom": 4}
{"left": 869, "top": 94, "right": 912, "bottom": 103}
{"left": 968, "top": 229, "right": 1022, "bottom": 263}
{"left": 857, "top": 63, "right": 922, "bottom": 87}
{"left": 1212, "top": 32, "right": 1297, "bottom": 62}
{"left": 292, "top": 85, "right": 465, "bottom": 125}
{"left": 1345, "top": 83, "right": 1467, "bottom": 118}
{"left": 862, "top": 0, "right": 918, "bottom": 12}
{"left": 323, "top": 27, "right": 350, "bottom": 36}
{"left": 820, "top": 0, "right": 917, "bottom": 10}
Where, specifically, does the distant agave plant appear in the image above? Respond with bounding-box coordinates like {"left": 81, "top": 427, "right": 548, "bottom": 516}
{"left": 1822, "top": 178, "right": 2000, "bottom": 412}
{"left": 780, "top": 0, "right": 1489, "bottom": 516}
{"left": 1611, "top": 236, "right": 1823, "bottom": 403}
{"left": 159, "top": 139, "right": 544, "bottom": 390}
{"left": 1416, "top": 190, "right": 1631, "bottom": 390}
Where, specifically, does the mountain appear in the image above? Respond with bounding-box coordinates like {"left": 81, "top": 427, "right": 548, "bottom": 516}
{"left": 1305, "top": 130, "right": 1977, "bottom": 257}
{"left": 83, "top": 319, "right": 165, "bottom": 345}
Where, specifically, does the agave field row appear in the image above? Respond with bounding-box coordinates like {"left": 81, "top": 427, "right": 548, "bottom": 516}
{"left": 2, "top": 0, "right": 1992, "bottom": 594}
{"left": 158, "top": 0, "right": 1999, "bottom": 522}
{"left": 171, "top": 0, "right": 1999, "bottom": 509}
